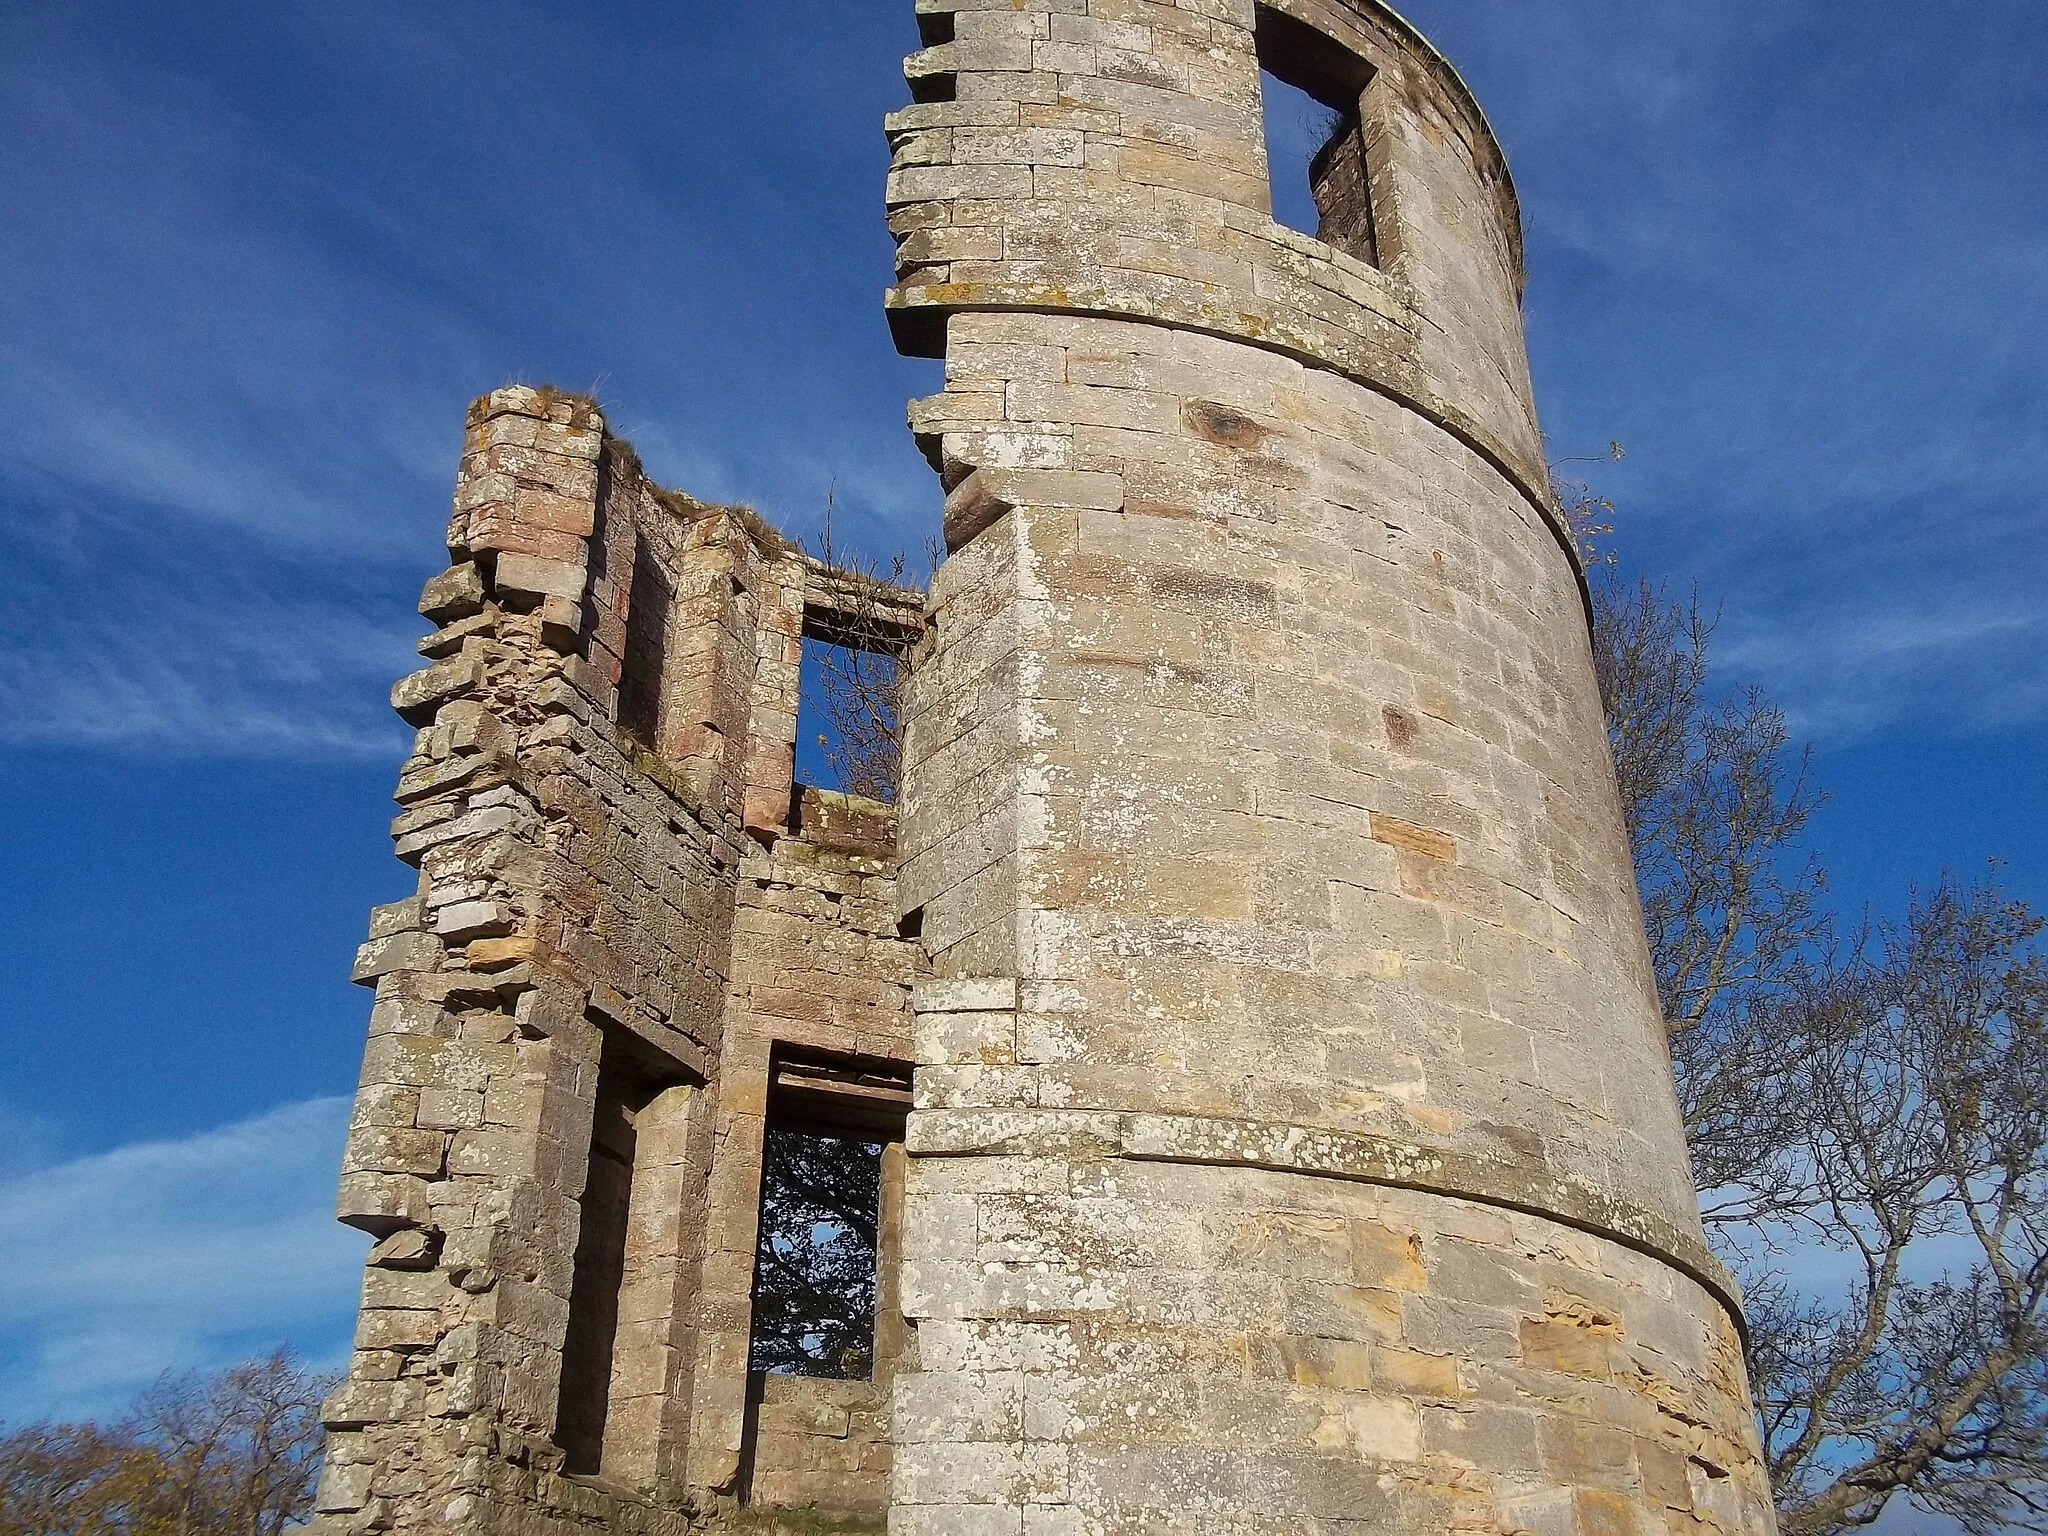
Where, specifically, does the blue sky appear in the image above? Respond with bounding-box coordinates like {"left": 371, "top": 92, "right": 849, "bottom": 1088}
{"left": 0, "top": 0, "right": 2041, "bottom": 1434}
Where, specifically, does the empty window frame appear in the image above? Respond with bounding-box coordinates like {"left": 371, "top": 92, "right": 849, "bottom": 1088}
{"left": 796, "top": 636, "right": 901, "bottom": 806}
{"left": 747, "top": 1059, "right": 912, "bottom": 1381}
{"left": 796, "top": 596, "right": 917, "bottom": 806}
{"left": 557, "top": 1037, "right": 698, "bottom": 1478}
{"left": 1255, "top": 8, "right": 1380, "bottom": 267}
{"left": 617, "top": 532, "right": 673, "bottom": 748}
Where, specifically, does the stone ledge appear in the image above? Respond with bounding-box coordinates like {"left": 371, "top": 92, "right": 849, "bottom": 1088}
{"left": 904, "top": 1105, "right": 1746, "bottom": 1338}
{"left": 885, "top": 278, "right": 1588, "bottom": 625}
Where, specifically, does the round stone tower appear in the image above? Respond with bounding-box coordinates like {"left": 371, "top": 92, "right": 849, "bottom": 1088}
{"left": 885, "top": 1, "right": 1778, "bottom": 1532}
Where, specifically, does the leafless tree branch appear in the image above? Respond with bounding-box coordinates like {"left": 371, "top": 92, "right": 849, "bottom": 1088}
{"left": 1594, "top": 564, "right": 2048, "bottom": 1535}
{"left": 0, "top": 1350, "right": 334, "bottom": 1536}
{"left": 801, "top": 490, "right": 928, "bottom": 805}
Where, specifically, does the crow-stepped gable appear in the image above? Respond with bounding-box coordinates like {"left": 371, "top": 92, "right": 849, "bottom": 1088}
{"left": 310, "top": 4, "right": 1778, "bottom": 1534}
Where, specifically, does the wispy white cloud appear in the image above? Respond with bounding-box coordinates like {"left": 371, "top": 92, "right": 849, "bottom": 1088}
{"left": 0, "top": 517, "right": 419, "bottom": 760}
{"left": 0, "top": 647, "right": 409, "bottom": 760}
{"left": 0, "top": 1096, "right": 367, "bottom": 1425}
{"left": 1719, "top": 597, "right": 2048, "bottom": 744}
{"left": 0, "top": 87, "right": 449, "bottom": 559}
{"left": 0, "top": 3, "right": 943, "bottom": 763}
{"left": 1402, "top": 0, "right": 2048, "bottom": 746}
{"left": 0, "top": 1101, "right": 64, "bottom": 1184}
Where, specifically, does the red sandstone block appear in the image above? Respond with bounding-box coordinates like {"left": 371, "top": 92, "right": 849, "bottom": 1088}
{"left": 511, "top": 485, "right": 597, "bottom": 537}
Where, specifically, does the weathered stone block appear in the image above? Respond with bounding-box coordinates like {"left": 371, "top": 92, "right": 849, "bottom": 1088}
{"left": 367, "top": 896, "right": 426, "bottom": 940}
{"left": 344, "top": 1127, "right": 444, "bottom": 1178}
{"left": 312, "top": 1456, "right": 372, "bottom": 1514}
{"left": 492, "top": 552, "right": 587, "bottom": 603}
{"left": 433, "top": 900, "right": 514, "bottom": 940}
{"left": 389, "top": 650, "right": 486, "bottom": 727}
{"left": 915, "top": 976, "right": 1020, "bottom": 1014}
{"left": 334, "top": 1172, "right": 430, "bottom": 1235}
{"left": 419, "top": 563, "right": 487, "bottom": 623}
{"left": 351, "top": 931, "right": 441, "bottom": 986}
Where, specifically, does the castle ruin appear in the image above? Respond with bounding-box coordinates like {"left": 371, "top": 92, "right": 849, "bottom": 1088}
{"left": 310, "top": 3, "right": 1779, "bottom": 1533}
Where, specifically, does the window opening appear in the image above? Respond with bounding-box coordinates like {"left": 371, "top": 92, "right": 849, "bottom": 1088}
{"left": 557, "top": 1050, "right": 639, "bottom": 1472}
{"left": 1261, "top": 70, "right": 1345, "bottom": 240}
{"left": 618, "top": 532, "right": 672, "bottom": 747}
{"left": 750, "top": 1124, "right": 884, "bottom": 1379}
{"left": 797, "top": 515, "right": 923, "bottom": 804}
{"left": 557, "top": 1036, "right": 697, "bottom": 1479}
{"left": 1255, "top": 9, "right": 1379, "bottom": 267}
{"left": 747, "top": 1059, "right": 912, "bottom": 1381}
{"left": 797, "top": 634, "right": 901, "bottom": 805}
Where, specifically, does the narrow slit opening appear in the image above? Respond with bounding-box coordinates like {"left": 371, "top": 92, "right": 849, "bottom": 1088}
{"left": 556, "top": 1052, "right": 639, "bottom": 1473}
{"left": 618, "top": 532, "right": 672, "bottom": 748}
{"left": 556, "top": 1036, "right": 698, "bottom": 1481}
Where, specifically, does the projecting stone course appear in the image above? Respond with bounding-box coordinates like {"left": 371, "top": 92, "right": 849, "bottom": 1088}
{"left": 311, "top": 0, "right": 1778, "bottom": 1531}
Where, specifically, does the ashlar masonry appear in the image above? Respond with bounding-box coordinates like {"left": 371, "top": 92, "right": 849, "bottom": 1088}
{"left": 310, "top": 3, "right": 1779, "bottom": 1534}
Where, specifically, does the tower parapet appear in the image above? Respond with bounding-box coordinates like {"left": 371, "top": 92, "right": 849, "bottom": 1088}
{"left": 886, "top": 0, "right": 1553, "bottom": 546}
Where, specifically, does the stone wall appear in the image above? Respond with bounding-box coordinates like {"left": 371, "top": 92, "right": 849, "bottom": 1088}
{"left": 319, "top": 389, "right": 732, "bottom": 1536}
{"left": 314, "top": 389, "right": 923, "bottom": 1536}
{"left": 312, "top": 1, "right": 1780, "bottom": 1531}
{"left": 885, "top": 0, "right": 1548, "bottom": 531}
{"left": 743, "top": 1136, "right": 908, "bottom": 1516}
{"left": 690, "top": 790, "right": 924, "bottom": 1508}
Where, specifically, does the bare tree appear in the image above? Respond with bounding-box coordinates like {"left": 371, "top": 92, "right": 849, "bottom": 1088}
{"left": 1749, "top": 878, "right": 2048, "bottom": 1535}
{"left": 1592, "top": 572, "right": 1830, "bottom": 1202}
{"left": 1592, "top": 570, "right": 2048, "bottom": 1533}
{"left": 0, "top": 1350, "right": 334, "bottom": 1536}
{"left": 0, "top": 1421, "right": 148, "bottom": 1536}
{"left": 748, "top": 1125, "right": 885, "bottom": 1380}
{"left": 137, "top": 1351, "right": 332, "bottom": 1536}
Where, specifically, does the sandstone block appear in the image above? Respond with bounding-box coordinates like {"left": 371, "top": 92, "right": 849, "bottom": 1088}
{"left": 433, "top": 900, "right": 514, "bottom": 941}
{"left": 351, "top": 932, "right": 441, "bottom": 986}
{"left": 419, "top": 563, "right": 486, "bottom": 623}
{"left": 343, "top": 1127, "right": 444, "bottom": 1178}
{"left": 367, "top": 896, "right": 425, "bottom": 940}
{"left": 492, "top": 552, "right": 587, "bottom": 603}
{"left": 416, "top": 1088, "right": 485, "bottom": 1131}
{"left": 915, "top": 976, "right": 1020, "bottom": 1013}
{"left": 367, "top": 1230, "right": 436, "bottom": 1270}
{"left": 538, "top": 593, "right": 583, "bottom": 651}
{"left": 355, "top": 1307, "right": 440, "bottom": 1353}
{"left": 464, "top": 935, "right": 538, "bottom": 970}
{"left": 914, "top": 1008, "right": 1017, "bottom": 1067}
{"left": 1368, "top": 812, "right": 1458, "bottom": 861}
{"left": 1421, "top": 1403, "right": 1541, "bottom": 1470}
{"left": 313, "top": 1457, "right": 372, "bottom": 1514}
{"left": 389, "top": 650, "right": 485, "bottom": 727}
{"left": 447, "top": 1129, "right": 534, "bottom": 1178}
{"left": 334, "top": 1172, "right": 430, "bottom": 1235}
